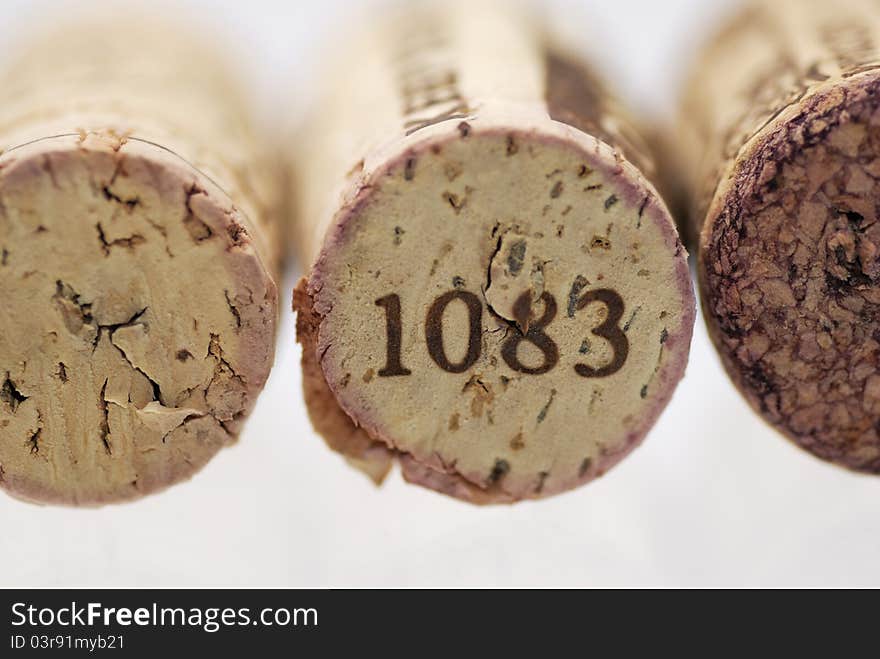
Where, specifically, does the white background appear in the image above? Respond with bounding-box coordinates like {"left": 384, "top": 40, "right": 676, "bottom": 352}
{"left": 4, "top": 0, "right": 880, "bottom": 588}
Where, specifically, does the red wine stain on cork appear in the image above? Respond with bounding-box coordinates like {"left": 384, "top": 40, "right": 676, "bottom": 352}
{"left": 705, "top": 78, "right": 880, "bottom": 472}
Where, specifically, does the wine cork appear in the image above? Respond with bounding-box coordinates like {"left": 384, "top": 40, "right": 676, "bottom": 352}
{"left": 293, "top": 2, "right": 694, "bottom": 503}
{"left": 0, "top": 16, "right": 279, "bottom": 505}
{"left": 680, "top": 0, "right": 880, "bottom": 472}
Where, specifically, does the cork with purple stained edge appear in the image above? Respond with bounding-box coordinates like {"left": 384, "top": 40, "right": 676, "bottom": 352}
{"left": 0, "top": 15, "right": 280, "bottom": 506}
{"left": 293, "top": 1, "right": 694, "bottom": 503}
{"left": 679, "top": 0, "right": 880, "bottom": 471}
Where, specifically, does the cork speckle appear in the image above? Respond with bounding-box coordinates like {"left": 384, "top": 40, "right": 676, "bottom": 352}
{"left": 637, "top": 195, "right": 649, "bottom": 228}
{"left": 590, "top": 235, "right": 611, "bottom": 250}
{"left": 102, "top": 185, "right": 140, "bottom": 211}
{"left": 506, "top": 240, "right": 527, "bottom": 276}
{"left": 506, "top": 135, "right": 518, "bottom": 156}
{"left": 536, "top": 389, "right": 557, "bottom": 424}
{"left": 1, "top": 375, "right": 28, "bottom": 413}
{"left": 534, "top": 471, "right": 549, "bottom": 493}
{"left": 98, "top": 379, "right": 112, "bottom": 455}
{"left": 510, "top": 432, "right": 525, "bottom": 450}
{"left": 448, "top": 413, "right": 460, "bottom": 431}
{"left": 463, "top": 375, "right": 494, "bottom": 419}
{"left": 96, "top": 223, "right": 146, "bottom": 254}
{"left": 623, "top": 307, "right": 640, "bottom": 332}
{"left": 27, "top": 426, "right": 41, "bottom": 455}
{"left": 579, "top": 457, "right": 592, "bottom": 478}
{"left": 567, "top": 275, "right": 589, "bottom": 317}
{"left": 444, "top": 162, "right": 463, "bottom": 181}
{"left": 488, "top": 458, "right": 510, "bottom": 484}
{"left": 442, "top": 189, "right": 469, "bottom": 214}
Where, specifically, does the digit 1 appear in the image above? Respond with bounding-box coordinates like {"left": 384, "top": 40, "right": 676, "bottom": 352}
{"left": 375, "top": 294, "right": 412, "bottom": 377}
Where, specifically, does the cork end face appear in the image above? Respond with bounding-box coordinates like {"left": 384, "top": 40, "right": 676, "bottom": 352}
{"left": 301, "top": 126, "right": 694, "bottom": 502}
{"left": 701, "top": 74, "right": 880, "bottom": 473}
{"left": 0, "top": 134, "right": 277, "bottom": 506}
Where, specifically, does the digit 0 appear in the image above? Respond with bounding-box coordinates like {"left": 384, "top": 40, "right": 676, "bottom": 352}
{"left": 425, "top": 290, "right": 483, "bottom": 373}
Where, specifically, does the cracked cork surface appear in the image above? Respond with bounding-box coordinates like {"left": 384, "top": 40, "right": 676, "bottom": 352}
{"left": 293, "top": 2, "right": 694, "bottom": 503}
{"left": 0, "top": 18, "right": 278, "bottom": 505}
{"left": 680, "top": 0, "right": 880, "bottom": 472}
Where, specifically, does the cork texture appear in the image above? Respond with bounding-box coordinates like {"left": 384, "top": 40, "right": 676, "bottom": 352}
{"left": 294, "top": 2, "right": 694, "bottom": 502}
{"left": 0, "top": 17, "right": 278, "bottom": 505}
{"left": 680, "top": 0, "right": 880, "bottom": 471}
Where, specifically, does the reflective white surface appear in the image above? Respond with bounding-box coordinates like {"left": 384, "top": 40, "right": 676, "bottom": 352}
{"left": 5, "top": 0, "right": 879, "bottom": 588}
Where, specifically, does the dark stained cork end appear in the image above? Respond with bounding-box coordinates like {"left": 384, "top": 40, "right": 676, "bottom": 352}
{"left": 701, "top": 73, "right": 880, "bottom": 472}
